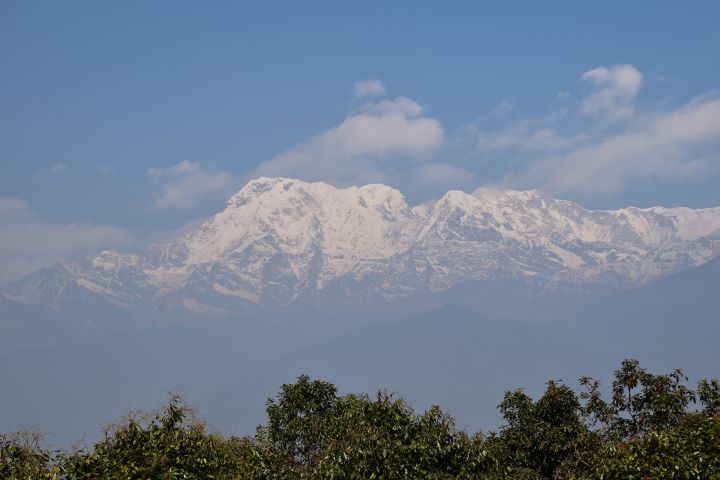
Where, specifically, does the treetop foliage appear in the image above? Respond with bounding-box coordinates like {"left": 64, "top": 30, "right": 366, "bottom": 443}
{"left": 2, "top": 359, "right": 719, "bottom": 479}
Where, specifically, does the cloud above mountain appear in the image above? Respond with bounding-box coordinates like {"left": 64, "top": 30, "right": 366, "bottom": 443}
{"left": 0, "top": 198, "right": 132, "bottom": 286}
{"left": 254, "top": 92, "right": 444, "bottom": 186}
{"left": 146, "top": 161, "right": 239, "bottom": 210}
{"left": 468, "top": 64, "right": 720, "bottom": 196}
{"left": 524, "top": 95, "right": 720, "bottom": 194}
{"left": 246, "top": 67, "right": 718, "bottom": 200}
{"left": 129, "top": 68, "right": 700, "bottom": 205}
{"left": 580, "top": 64, "right": 643, "bottom": 121}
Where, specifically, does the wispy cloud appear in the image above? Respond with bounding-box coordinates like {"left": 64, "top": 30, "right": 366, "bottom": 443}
{"left": 409, "top": 163, "right": 477, "bottom": 194}
{"left": 475, "top": 120, "right": 585, "bottom": 153}
{"left": 146, "top": 161, "right": 239, "bottom": 210}
{"left": 48, "top": 162, "right": 68, "bottom": 174}
{"left": 353, "top": 79, "right": 387, "bottom": 100}
{"left": 580, "top": 64, "right": 643, "bottom": 122}
{"left": 150, "top": 68, "right": 718, "bottom": 206}
{"left": 0, "top": 198, "right": 132, "bottom": 285}
{"left": 466, "top": 64, "right": 720, "bottom": 196}
{"left": 491, "top": 98, "right": 514, "bottom": 116}
{"left": 523, "top": 96, "right": 720, "bottom": 194}
{"left": 254, "top": 95, "right": 444, "bottom": 186}
{"left": 97, "top": 165, "right": 114, "bottom": 176}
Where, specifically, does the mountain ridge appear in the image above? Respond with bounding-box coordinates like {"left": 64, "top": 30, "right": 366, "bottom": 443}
{"left": 4, "top": 177, "right": 720, "bottom": 317}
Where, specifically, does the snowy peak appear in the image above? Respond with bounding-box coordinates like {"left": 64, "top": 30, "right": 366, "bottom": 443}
{"left": 6, "top": 178, "right": 720, "bottom": 313}
{"left": 612, "top": 206, "right": 720, "bottom": 244}
{"left": 227, "top": 177, "right": 409, "bottom": 213}
{"left": 189, "top": 177, "right": 418, "bottom": 264}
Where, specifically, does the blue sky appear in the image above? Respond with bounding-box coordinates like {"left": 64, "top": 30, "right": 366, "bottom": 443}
{"left": 1, "top": 1, "right": 719, "bottom": 283}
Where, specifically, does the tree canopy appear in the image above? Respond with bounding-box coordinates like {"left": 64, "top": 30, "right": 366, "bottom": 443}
{"left": 2, "top": 359, "right": 719, "bottom": 479}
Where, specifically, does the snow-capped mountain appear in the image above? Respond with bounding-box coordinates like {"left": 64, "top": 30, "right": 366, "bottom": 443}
{"left": 5, "top": 177, "right": 720, "bottom": 317}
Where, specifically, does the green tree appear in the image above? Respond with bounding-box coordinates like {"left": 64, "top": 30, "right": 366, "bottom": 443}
{"left": 0, "top": 431, "right": 58, "bottom": 480}
{"left": 315, "top": 392, "right": 471, "bottom": 479}
{"left": 581, "top": 359, "right": 696, "bottom": 441}
{"left": 594, "top": 414, "right": 720, "bottom": 479}
{"left": 2, "top": 358, "right": 718, "bottom": 479}
{"left": 256, "top": 378, "right": 482, "bottom": 479}
{"left": 66, "top": 393, "right": 247, "bottom": 479}
{"left": 494, "top": 381, "right": 596, "bottom": 479}
{"left": 254, "top": 374, "right": 338, "bottom": 477}
{"left": 698, "top": 378, "right": 720, "bottom": 416}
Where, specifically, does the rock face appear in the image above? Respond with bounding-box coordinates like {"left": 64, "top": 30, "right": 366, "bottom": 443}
{"left": 5, "top": 177, "right": 720, "bottom": 316}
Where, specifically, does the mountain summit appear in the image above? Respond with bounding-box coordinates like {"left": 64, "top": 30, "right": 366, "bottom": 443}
{"left": 5, "top": 177, "right": 720, "bottom": 317}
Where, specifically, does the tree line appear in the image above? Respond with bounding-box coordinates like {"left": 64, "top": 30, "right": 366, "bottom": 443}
{"left": 2, "top": 359, "right": 719, "bottom": 479}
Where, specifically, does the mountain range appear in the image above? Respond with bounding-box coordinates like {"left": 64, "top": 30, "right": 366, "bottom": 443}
{"left": 3, "top": 177, "right": 720, "bottom": 322}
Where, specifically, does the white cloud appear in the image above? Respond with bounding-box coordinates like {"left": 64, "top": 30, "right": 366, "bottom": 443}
{"left": 580, "top": 64, "right": 643, "bottom": 121}
{"left": 471, "top": 185, "right": 512, "bottom": 202}
{"left": 467, "top": 65, "right": 720, "bottom": 196}
{"left": 491, "top": 98, "right": 514, "bottom": 116}
{"left": 409, "top": 163, "right": 477, "bottom": 192}
{"left": 353, "top": 79, "right": 387, "bottom": 100}
{"left": 0, "top": 197, "right": 32, "bottom": 222}
{"left": 48, "top": 162, "right": 68, "bottom": 174}
{"left": 254, "top": 96, "right": 444, "bottom": 185}
{"left": 147, "top": 160, "right": 201, "bottom": 177}
{"left": 0, "top": 198, "right": 132, "bottom": 286}
{"left": 523, "top": 96, "right": 720, "bottom": 194}
{"left": 147, "top": 161, "right": 238, "bottom": 210}
{"left": 475, "top": 115, "right": 584, "bottom": 153}
{"left": 364, "top": 96, "right": 424, "bottom": 116}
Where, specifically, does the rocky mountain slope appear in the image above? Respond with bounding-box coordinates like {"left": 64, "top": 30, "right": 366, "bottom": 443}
{"left": 4, "top": 177, "right": 720, "bottom": 317}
